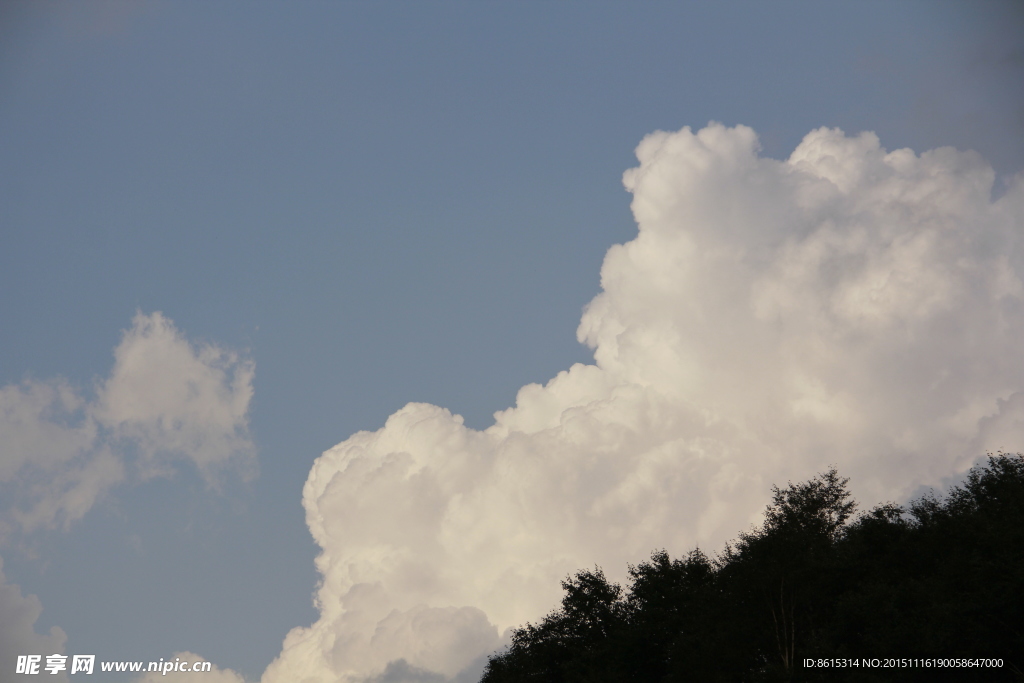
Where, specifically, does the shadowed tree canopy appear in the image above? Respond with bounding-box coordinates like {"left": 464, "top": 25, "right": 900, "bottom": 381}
{"left": 481, "top": 455, "right": 1024, "bottom": 682}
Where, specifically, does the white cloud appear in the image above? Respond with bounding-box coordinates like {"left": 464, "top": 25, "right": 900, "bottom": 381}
{"left": 94, "top": 312, "right": 256, "bottom": 482}
{"left": 0, "top": 312, "right": 255, "bottom": 534}
{"left": 0, "top": 557, "right": 68, "bottom": 683}
{"left": 264, "top": 124, "right": 1024, "bottom": 682}
{"left": 133, "top": 651, "right": 248, "bottom": 683}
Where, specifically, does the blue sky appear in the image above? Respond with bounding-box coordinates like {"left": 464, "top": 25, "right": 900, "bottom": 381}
{"left": 2, "top": 2, "right": 1022, "bottom": 681}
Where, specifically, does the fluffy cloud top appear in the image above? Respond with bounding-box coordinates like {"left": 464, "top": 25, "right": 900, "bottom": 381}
{"left": 264, "top": 124, "right": 1024, "bottom": 683}
{"left": 0, "top": 312, "right": 255, "bottom": 534}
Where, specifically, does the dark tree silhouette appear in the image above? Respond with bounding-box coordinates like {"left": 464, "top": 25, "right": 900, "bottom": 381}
{"left": 481, "top": 454, "right": 1024, "bottom": 682}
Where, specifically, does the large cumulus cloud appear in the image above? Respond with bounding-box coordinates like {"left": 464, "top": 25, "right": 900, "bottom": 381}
{"left": 264, "top": 124, "right": 1024, "bottom": 683}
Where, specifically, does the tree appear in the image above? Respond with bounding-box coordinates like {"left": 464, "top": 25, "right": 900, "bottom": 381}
{"left": 482, "top": 568, "right": 622, "bottom": 683}
{"left": 481, "top": 456, "right": 1024, "bottom": 683}
{"left": 719, "top": 468, "right": 856, "bottom": 677}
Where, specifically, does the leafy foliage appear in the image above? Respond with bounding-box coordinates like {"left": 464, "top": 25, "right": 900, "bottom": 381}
{"left": 481, "top": 455, "right": 1024, "bottom": 682}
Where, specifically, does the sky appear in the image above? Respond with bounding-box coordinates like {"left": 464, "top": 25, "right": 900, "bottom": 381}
{"left": 1, "top": 1, "right": 1023, "bottom": 681}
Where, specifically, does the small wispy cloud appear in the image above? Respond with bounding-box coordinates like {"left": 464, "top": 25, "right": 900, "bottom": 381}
{"left": 0, "top": 557, "right": 68, "bottom": 683}
{"left": 133, "top": 651, "right": 248, "bottom": 683}
{"left": 0, "top": 312, "right": 256, "bottom": 536}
